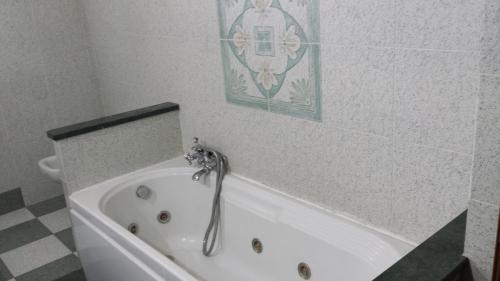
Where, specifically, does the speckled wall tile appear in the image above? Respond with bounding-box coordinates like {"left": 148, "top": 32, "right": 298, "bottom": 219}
{"left": 0, "top": 0, "right": 102, "bottom": 204}
{"left": 464, "top": 200, "right": 499, "bottom": 281}
{"left": 217, "top": 0, "right": 321, "bottom": 121}
{"left": 391, "top": 144, "right": 472, "bottom": 243}
{"left": 322, "top": 46, "right": 394, "bottom": 137}
{"left": 481, "top": 0, "right": 500, "bottom": 75}
{"left": 321, "top": 0, "right": 395, "bottom": 47}
{"left": 0, "top": 108, "right": 18, "bottom": 194}
{"left": 471, "top": 75, "right": 500, "bottom": 206}
{"left": 394, "top": 49, "right": 479, "bottom": 154}
{"left": 55, "top": 112, "right": 183, "bottom": 194}
{"left": 395, "top": 0, "right": 483, "bottom": 50}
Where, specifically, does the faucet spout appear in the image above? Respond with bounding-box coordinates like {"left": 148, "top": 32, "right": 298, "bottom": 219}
{"left": 192, "top": 168, "right": 209, "bottom": 181}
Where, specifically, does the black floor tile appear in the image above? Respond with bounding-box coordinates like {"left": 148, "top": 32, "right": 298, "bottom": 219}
{"left": 0, "top": 219, "right": 51, "bottom": 254}
{"left": 27, "top": 195, "right": 66, "bottom": 217}
{"left": 0, "top": 188, "right": 24, "bottom": 216}
{"left": 16, "top": 254, "right": 82, "bottom": 281}
{"left": 53, "top": 269, "right": 87, "bottom": 281}
{"left": 55, "top": 228, "right": 76, "bottom": 252}
{"left": 0, "top": 258, "right": 12, "bottom": 281}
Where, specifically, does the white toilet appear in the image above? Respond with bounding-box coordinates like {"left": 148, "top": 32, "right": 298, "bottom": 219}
{"left": 38, "top": 155, "right": 62, "bottom": 183}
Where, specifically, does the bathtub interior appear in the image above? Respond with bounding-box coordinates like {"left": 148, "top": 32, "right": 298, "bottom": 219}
{"left": 100, "top": 170, "right": 411, "bottom": 281}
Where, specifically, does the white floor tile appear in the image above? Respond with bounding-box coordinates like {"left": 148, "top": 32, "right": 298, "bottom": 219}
{"left": 0, "top": 208, "right": 35, "bottom": 231}
{"left": 37, "top": 208, "right": 72, "bottom": 233}
{"left": 0, "top": 235, "right": 71, "bottom": 276}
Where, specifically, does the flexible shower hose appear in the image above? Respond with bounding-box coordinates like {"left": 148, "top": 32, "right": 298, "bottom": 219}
{"left": 202, "top": 151, "right": 227, "bottom": 256}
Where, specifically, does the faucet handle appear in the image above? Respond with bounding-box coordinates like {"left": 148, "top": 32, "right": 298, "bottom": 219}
{"left": 184, "top": 153, "right": 194, "bottom": 165}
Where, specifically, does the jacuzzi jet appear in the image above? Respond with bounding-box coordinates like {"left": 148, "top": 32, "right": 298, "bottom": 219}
{"left": 251, "top": 238, "right": 263, "bottom": 254}
{"left": 298, "top": 262, "right": 311, "bottom": 280}
{"left": 157, "top": 211, "right": 171, "bottom": 224}
{"left": 128, "top": 223, "right": 138, "bottom": 234}
{"left": 136, "top": 185, "right": 151, "bottom": 200}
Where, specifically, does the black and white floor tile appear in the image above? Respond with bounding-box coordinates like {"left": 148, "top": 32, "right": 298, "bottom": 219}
{"left": 0, "top": 191, "right": 86, "bottom": 281}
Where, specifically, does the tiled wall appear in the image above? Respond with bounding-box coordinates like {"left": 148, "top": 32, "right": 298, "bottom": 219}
{"left": 81, "top": 0, "right": 484, "bottom": 247}
{"left": 0, "top": 0, "right": 103, "bottom": 204}
{"left": 464, "top": 0, "right": 500, "bottom": 278}
{"left": 54, "top": 112, "right": 183, "bottom": 195}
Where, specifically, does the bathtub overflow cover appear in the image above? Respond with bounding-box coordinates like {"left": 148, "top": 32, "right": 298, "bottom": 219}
{"left": 251, "top": 238, "right": 263, "bottom": 254}
{"left": 157, "top": 211, "right": 171, "bottom": 224}
{"left": 298, "top": 263, "right": 311, "bottom": 280}
{"left": 128, "top": 223, "right": 138, "bottom": 234}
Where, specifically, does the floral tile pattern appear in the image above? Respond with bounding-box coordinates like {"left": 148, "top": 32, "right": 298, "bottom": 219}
{"left": 217, "top": 0, "right": 321, "bottom": 121}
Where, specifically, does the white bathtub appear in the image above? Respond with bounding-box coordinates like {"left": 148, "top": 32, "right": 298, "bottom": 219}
{"left": 69, "top": 157, "right": 413, "bottom": 281}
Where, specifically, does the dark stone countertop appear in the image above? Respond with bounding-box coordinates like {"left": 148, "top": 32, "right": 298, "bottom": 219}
{"left": 47, "top": 102, "right": 179, "bottom": 141}
{"left": 374, "top": 211, "right": 470, "bottom": 281}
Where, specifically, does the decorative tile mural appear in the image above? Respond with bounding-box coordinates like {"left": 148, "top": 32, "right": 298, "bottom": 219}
{"left": 217, "top": 0, "right": 321, "bottom": 121}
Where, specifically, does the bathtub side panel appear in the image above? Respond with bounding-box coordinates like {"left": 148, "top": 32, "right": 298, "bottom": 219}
{"left": 71, "top": 210, "right": 167, "bottom": 281}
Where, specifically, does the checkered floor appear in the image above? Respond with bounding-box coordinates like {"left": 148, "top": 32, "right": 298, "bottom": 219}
{"left": 0, "top": 194, "right": 86, "bottom": 281}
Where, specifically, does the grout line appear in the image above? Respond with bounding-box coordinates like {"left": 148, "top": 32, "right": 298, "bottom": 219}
{"left": 108, "top": 31, "right": 480, "bottom": 53}
{"left": 470, "top": 199, "right": 500, "bottom": 209}
{"left": 389, "top": 0, "right": 398, "bottom": 229}
{"left": 467, "top": 69, "right": 482, "bottom": 201}
{"left": 479, "top": 72, "right": 500, "bottom": 78}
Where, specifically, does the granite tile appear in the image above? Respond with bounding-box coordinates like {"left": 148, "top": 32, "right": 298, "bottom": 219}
{"left": 0, "top": 259, "right": 12, "bottom": 281}
{"left": 391, "top": 144, "right": 471, "bottom": 243}
{"left": 321, "top": 0, "right": 394, "bottom": 47}
{"left": 43, "top": 49, "right": 103, "bottom": 129}
{"left": 464, "top": 200, "right": 499, "bottom": 281}
{"left": 395, "top": 0, "right": 483, "bottom": 50}
{"left": 56, "top": 112, "right": 182, "bottom": 194}
{"left": 15, "top": 255, "right": 81, "bottom": 281}
{"left": 0, "top": 61, "right": 54, "bottom": 146}
{"left": 0, "top": 112, "right": 18, "bottom": 196}
{"left": 0, "top": 0, "right": 41, "bottom": 65}
{"left": 0, "top": 220, "right": 51, "bottom": 254}
{"left": 55, "top": 228, "right": 76, "bottom": 252}
{"left": 471, "top": 75, "right": 500, "bottom": 206}
{"left": 0, "top": 209, "right": 35, "bottom": 231}
{"left": 329, "top": 131, "right": 394, "bottom": 229}
{"left": 0, "top": 236, "right": 71, "bottom": 276}
{"left": 394, "top": 49, "right": 479, "bottom": 154}
{"left": 481, "top": 0, "right": 500, "bottom": 75}
{"left": 322, "top": 45, "right": 394, "bottom": 137}
{"left": 0, "top": 189, "right": 24, "bottom": 216}
{"left": 31, "top": 0, "right": 89, "bottom": 58}
{"left": 27, "top": 195, "right": 66, "bottom": 217}
{"left": 38, "top": 208, "right": 72, "bottom": 233}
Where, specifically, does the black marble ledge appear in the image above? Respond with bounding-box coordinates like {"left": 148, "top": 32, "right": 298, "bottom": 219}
{"left": 374, "top": 211, "right": 470, "bottom": 281}
{"left": 47, "top": 102, "right": 179, "bottom": 141}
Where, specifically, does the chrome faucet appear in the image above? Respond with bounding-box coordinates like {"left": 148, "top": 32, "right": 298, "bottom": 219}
{"left": 184, "top": 137, "right": 219, "bottom": 181}
{"left": 192, "top": 168, "right": 209, "bottom": 181}
{"left": 184, "top": 137, "right": 228, "bottom": 257}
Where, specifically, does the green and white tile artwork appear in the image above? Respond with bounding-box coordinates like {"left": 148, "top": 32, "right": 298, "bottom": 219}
{"left": 217, "top": 0, "right": 321, "bottom": 121}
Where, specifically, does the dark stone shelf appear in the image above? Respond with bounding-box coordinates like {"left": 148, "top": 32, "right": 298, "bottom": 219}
{"left": 47, "top": 102, "right": 179, "bottom": 141}
{"left": 374, "top": 211, "right": 471, "bottom": 281}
